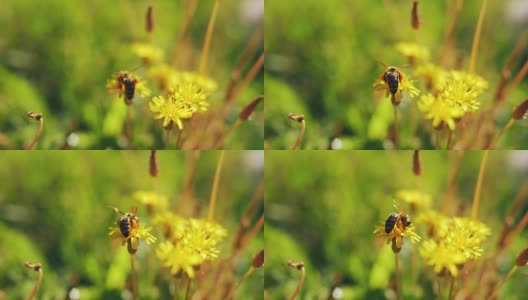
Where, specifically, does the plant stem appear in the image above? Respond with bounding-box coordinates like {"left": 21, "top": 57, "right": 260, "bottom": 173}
{"left": 26, "top": 117, "right": 44, "bottom": 150}
{"left": 291, "top": 121, "right": 305, "bottom": 150}
{"left": 395, "top": 253, "right": 402, "bottom": 300}
{"left": 26, "top": 267, "right": 42, "bottom": 300}
{"left": 208, "top": 150, "right": 225, "bottom": 221}
{"left": 446, "top": 130, "right": 453, "bottom": 150}
{"left": 487, "top": 266, "right": 518, "bottom": 300}
{"left": 214, "top": 119, "right": 242, "bottom": 149}
{"left": 131, "top": 255, "right": 138, "bottom": 300}
{"left": 448, "top": 275, "right": 456, "bottom": 300}
{"left": 126, "top": 105, "right": 133, "bottom": 149}
{"left": 290, "top": 267, "right": 305, "bottom": 300}
{"left": 199, "top": 0, "right": 219, "bottom": 76}
{"left": 490, "top": 119, "right": 514, "bottom": 149}
{"left": 230, "top": 53, "right": 264, "bottom": 103}
{"left": 471, "top": 150, "right": 489, "bottom": 220}
{"left": 469, "top": 0, "right": 488, "bottom": 73}
{"left": 225, "top": 266, "right": 255, "bottom": 300}
{"left": 175, "top": 127, "right": 183, "bottom": 149}
{"left": 185, "top": 276, "right": 192, "bottom": 300}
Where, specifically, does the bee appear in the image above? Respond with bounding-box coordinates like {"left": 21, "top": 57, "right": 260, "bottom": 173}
{"left": 116, "top": 71, "right": 139, "bottom": 105}
{"left": 113, "top": 207, "right": 140, "bottom": 238}
{"left": 384, "top": 202, "right": 412, "bottom": 234}
{"left": 378, "top": 61, "right": 405, "bottom": 105}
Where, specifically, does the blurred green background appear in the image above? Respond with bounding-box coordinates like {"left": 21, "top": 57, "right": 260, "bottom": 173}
{"left": 265, "top": 0, "right": 528, "bottom": 149}
{"left": 0, "top": 150, "right": 264, "bottom": 299}
{"left": 265, "top": 150, "right": 528, "bottom": 299}
{"left": 0, "top": 0, "right": 263, "bottom": 149}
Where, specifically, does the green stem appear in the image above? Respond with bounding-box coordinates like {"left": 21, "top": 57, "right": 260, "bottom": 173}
{"left": 471, "top": 150, "right": 489, "bottom": 220}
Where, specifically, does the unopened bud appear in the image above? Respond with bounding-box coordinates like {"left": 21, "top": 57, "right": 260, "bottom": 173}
{"left": 411, "top": 1, "right": 420, "bottom": 30}
{"left": 515, "top": 247, "right": 528, "bottom": 266}
{"left": 27, "top": 112, "right": 43, "bottom": 121}
{"left": 239, "top": 95, "right": 263, "bottom": 121}
{"left": 146, "top": 6, "right": 154, "bottom": 33}
{"left": 512, "top": 98, "right": 528, "bottom": 120}
{"left": 252, "top": 249, "right": 264, "bottom": 268}
{"left": 413, "top": 150, "right": 421, "bottom": 176}
{"left": 149, "top": 150, "right": 159, "bottom": 177}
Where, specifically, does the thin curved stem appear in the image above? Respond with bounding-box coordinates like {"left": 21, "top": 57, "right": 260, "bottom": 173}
{"left": 291, "top": 121, "right": 305, "bottom": 150}
{"left": 131, "top": 255, "right": 138, "bottom": 300}
{"left": 185, "top": 276, "right": 192, "bottom": 300}
{"left": 26, "top": 268, "right": 42, "bottom": 300}
{"left": 225, "top": 266, "right": 255, "bottom": 300}
{"left": 395, "top": 253, "right": 401, "bottom": 300}
{"left": 487, "top": 266, "right": 518, "bottom": 300}
{"left": 208, "top": 150, "right": 225, "bottom": 221}
{"left": 469, "top": 0, "right": 488, "bottom": 73}
{"left": 27, "top": 118, "right": 44, "bottom": 150}
{"left": 290, "top": 267, "right": 305, "bottom": 300}
{"left": 472, "top": 150, "right": 489, "bottom": 220}
{"left": 394, "top": 106, "right": 399, "bottom": 149}
{"left": 489, "top": 119, "right": 514, "bottom": 149}
{"left": 199, "top": 0, "right": 220, "bottom": 76}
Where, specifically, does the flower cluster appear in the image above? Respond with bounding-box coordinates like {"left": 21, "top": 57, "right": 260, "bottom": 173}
{"left": 418, "top": 71, "right": 488, "bottom": 131}
{"left": 149, "top": 72, "right": 218, "bottom": 130}
{"left": 419, "top": 217, "right": 490, "bottom": 277}
{"left": 156, "top": 218, "right": 227, "bottom": 278}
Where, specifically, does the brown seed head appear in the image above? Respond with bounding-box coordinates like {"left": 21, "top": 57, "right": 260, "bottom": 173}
{"left": 146, "top": 6, "right": 154, "bottom": 33}
{"left": 24, "top": 262, "right": 42, "bottom": 272}
{"left": 515, "top": 247, "right": 528, "bottom": 266}
{"left": 27, "top": 112, "right": 43, "bottom": 121}
{"left": 149, "top": 150, "right": 159, "bottom": 177}
{"left": 287, "top": 260, "right": 305, "bottom": 270}
{"left": 288, "top": 113, "right": 305, "bottom": 123}
{"left": 239, "top": 95, "right": 264, "bottom": 121}
{"left": 512, "top": 98, "right": 528, "bottom": 120}
{"left": 413, "top": 150, "right": 421, "bottom": 176}
{"left": 411, "top": 1, "right": 420, "bottom": 30}
{"left": 252, "top": 249, "right": 264, "bottom": 268}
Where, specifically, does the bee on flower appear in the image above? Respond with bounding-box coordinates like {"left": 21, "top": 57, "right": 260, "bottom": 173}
{"left": 373, "top": 62, "right": 420, "bottom": 106}
{"left": 374, "top": 202, "right": 421, "bottom": 253}
{"left": 109, "top": 207, "right": 156, "bottom": 254}
{"left": 106, "top": 71, "right": 151, "bottom": 105}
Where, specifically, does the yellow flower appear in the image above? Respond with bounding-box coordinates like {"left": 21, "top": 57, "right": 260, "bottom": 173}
{"left": 395, "top": 189, "right": 432, "bottom": 210}
{"left": 415, "top": 210, "right": 448, "bottom": 236}
{"left": 147, "top": 64, "right": 179, "bottom": 90}
{"left": 414, "top": 63, "right": 448, "bottom": 92}
{"left": 156, "top": 218, "right": 227, "bottom": 278}
{"left": 441, "top": 71, "right": 488, "bottom": 112}
{"left": 418, "top": 94, "right": 464, "bottom": 131}
{"left": 419, "top": 240, "right": 467, "bottom": 277}
{"left": 419, "top": 217, "right": 490, "bottom": 276}
{"left": 149, "top": 95, "right": 193, "bottom": 129}
{"left": 169, "top": 72, "right": 218, "bottom": 113}
{"left": 156, "top": 241, "right": 204, "bottom": 278}
{"left": 131, "top": 43, "right": 165, "bottom": 65}
{"left": 395, "top": 42, "right": 430, "bottom": 62}
{"left": 152, "top": 211, "right": 186, "bottom": 239}
{"left": 133, "top": 191, "right": 168, "bottom": 212}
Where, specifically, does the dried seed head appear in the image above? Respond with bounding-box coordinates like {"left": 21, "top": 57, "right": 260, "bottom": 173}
{"left": 512, "top": 98, "right": 528, "bottom": 120}
{"left": 288, "top": 113, "right": 305, "bottom": 123}
{"left": 149, "top": 150, "right": 159, "bottom": 177}
{"left": 27, "top": 112, "right": 43, "bottom": 121}
{"left": 411, "top": 1, "right": 420, "bottom": 30}
{"left": 515, "top": 247, "right": 528, "bottom": 266}
{"left": 252, "top": 249, "right": 264, "bottom": 268}
{"left": 146, "top": 6, "right": 154, "bottom": 33}
{"left": 239, "top": 95, "right": 264, "bottom": 121}
{"left": 413, "top": 150, "right": 422, "bottom": 176}
{"left": 287, "top": 260, "right": 305, "bottom": 270}
{"left": 25, "top": 262, "right": 42, "bottom": 272}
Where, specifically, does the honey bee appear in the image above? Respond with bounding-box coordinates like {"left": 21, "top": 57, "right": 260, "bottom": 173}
{"left": 116, "top": 71, "right": 139, "bottom": 105}
{"left": 378, "top": 61, "right": 405, "bottom": 105}
{"left": 384, "top": 202, "right": 412, "bottom": 234}
{"left": 113, "top": 207, "right": 140, "bottom": 238}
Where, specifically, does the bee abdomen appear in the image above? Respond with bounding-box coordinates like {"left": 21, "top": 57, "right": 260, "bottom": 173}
{"left": 385, "top": 72, "right": 400, "bottom": 95}
{"left": 385, "top": 213, "right": 399, "bottom": 233}
{"left": 123, "top": 79, "right": 136, "bottom": 101}
{"left": 119, "top": 218, "right": 131, "bottom": 237}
